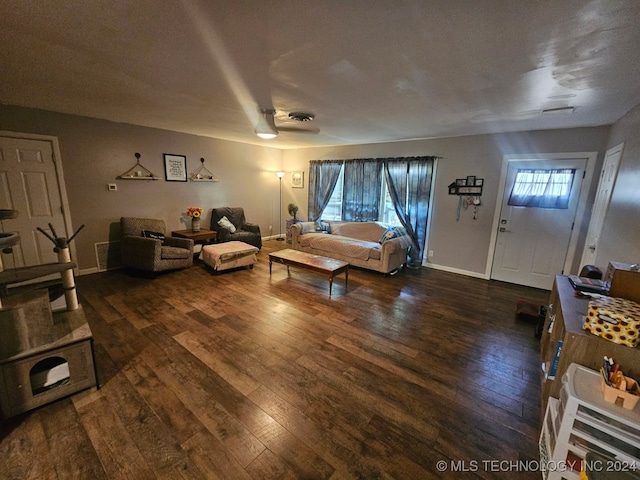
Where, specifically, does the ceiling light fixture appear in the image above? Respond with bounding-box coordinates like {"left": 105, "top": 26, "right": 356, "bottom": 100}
{"left": 255, "top": 109, "right": 279, "bottom": 139}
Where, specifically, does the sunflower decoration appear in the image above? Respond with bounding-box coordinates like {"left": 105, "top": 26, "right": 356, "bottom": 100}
{"left": 186, "top": 206, "right": 203, "bottom": 218}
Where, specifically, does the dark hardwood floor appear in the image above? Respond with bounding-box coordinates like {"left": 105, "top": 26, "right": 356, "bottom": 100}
{"left": 1, "top": 240, "right": 550, "bottom": 479}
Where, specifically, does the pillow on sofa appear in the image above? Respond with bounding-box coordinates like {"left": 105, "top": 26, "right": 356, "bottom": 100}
{"left": 217, "top": 216, "right": 237, "bottom": 233}
{"left": 315, "top": 220, "right": 331, "bottom": 232}
{"left": 301, "top": 222, "right": 317, "bottom": 234}
{"left": 379, "top": 226, "right": 406, "bottom": 244}
{"left": 142, "top": 229, "right": 166, "bottom": 244}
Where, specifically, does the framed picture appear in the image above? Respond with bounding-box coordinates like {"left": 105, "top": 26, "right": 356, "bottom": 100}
{"left": 163, "top": 154, "right": 187, "bottom": 182}
{"left": 466, "top": 175, "right": 476, "bottom": 186}
{"left": 456, "top": 178, "right": 467, "bottom": 186}
{"left": 291, "top": 171, "right": 304, "bottom": 188}
{"left": 475, "top": 178, "right": 484, "bottom": 186}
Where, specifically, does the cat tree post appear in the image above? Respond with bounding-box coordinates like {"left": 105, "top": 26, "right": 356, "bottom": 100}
{"left": 37, "top": 223, "right": 84, "bottom": 311}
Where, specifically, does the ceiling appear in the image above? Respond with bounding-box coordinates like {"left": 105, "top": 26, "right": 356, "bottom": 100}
{"left": 1, "top": 0, "right": 639, "bottom": 149}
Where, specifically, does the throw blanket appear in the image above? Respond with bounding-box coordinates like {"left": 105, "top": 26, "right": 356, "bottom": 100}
{"left": 300, "top": 233, "right": 380, "bottom": 261}
{"left": 200, "top": 241, "right": 259, "bottom": 267}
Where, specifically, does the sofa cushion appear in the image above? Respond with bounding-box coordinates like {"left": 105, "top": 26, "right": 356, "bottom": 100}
{"left": 329, "top": 222, "right": 386, "bottom": 243}
{"left": 299, "top": 233, "right": 381, "bottom": 261}
{"left": 161, "top": 246, "right": 191, "bottom": 259}
{"left": 301, "top": 222, "right": 318, "bottom": 234}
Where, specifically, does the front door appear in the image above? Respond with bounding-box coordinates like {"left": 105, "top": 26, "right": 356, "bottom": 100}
{"left": 0, "top": 135, "right": 68, "bottom": 272}
{"left": 491, "top": 158, "right": 586, "bottom": 290}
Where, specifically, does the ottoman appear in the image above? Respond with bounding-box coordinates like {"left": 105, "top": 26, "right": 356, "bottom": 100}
{"left": 199, "top": 241, "right": 259, "bottom": 272}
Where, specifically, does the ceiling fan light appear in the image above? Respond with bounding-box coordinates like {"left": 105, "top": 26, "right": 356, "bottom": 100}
{"left": 255, "top": 109, "right": 279, "bottom": 139}
{"left": 256, "top": 132, "right": 278, "bottom": 139}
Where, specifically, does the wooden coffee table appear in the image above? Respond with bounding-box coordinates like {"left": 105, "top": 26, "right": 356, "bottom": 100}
{"left": 269, "top": 249, "right": 349, "bottom": 296}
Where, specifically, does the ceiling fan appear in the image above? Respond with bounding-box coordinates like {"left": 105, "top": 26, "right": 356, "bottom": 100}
{"left": 255, "top": 108, "right": 319, "bottom": 139}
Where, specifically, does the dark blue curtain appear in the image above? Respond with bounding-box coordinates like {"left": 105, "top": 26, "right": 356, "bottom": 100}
{"left": 342, "top": 159, "right": 382, "bottom": 221}
{"left": 308, "top": 160, "right": 344, "bottom": 221}
{"left": 384, "top": 157, "right": 434, "bottom": 267}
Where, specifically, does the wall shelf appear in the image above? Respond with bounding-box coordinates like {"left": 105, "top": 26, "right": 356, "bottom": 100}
{"left": 448, "top": 177, "right": 484, "bottom": 196}
{"left": 189, "top": 157, "right": 220, "bottom": 182}
{"left": 117, "top": 152, "right": 160, "bottom": 180}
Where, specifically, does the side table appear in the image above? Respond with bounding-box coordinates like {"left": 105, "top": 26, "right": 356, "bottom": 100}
{"left": 171, "top": 229, "right": 217, "bottom": 256}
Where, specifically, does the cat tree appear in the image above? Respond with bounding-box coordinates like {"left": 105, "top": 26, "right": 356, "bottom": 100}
{"left": 0, "top": 210, "right": 97, "bottom": 419}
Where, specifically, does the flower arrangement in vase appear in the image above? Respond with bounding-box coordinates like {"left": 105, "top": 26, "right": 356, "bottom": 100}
{"left": 186, "top": 206, "right": 204, "bottom": 232}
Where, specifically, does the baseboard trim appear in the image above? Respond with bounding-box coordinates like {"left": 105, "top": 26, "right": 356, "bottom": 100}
{"left": 422, "top": 262, "right": 489, "bottom": 280}
{"left": 78, "top": 267, "right": 100, "bottom": 276}
{"left": 263, "top": 235, "right": 285, "bottom": 241}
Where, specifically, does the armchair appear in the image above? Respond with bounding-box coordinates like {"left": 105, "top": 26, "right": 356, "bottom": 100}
{"left": 210, "top": 207, "right": 262, "bottom": 250}
{"left": 120, "top": 217, "right": 194, "bottom": 272}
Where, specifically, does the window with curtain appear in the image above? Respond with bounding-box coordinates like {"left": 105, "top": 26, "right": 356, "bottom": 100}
{"left": 379, "top": 177, "right": 403, "bottom": 226}
{"left": 322, "top": 166, "right": 344, "bottom": 221}
{"left": 311, "top": 156, "right": 436, "bottom": 266}
{"left": 508, "top": 168, "right": 576, "bottom": 209}
{"left": 320, "top": 165, "right": 402, "bottom": 225}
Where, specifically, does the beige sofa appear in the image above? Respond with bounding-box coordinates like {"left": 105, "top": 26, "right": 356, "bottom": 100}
{"left": 289, "top": 221, "right": 411, "bottom": 274}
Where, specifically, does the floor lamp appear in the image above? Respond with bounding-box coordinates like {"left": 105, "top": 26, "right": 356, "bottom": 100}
{"left": 276, "top": 171, "right": 285, "bottom": 240}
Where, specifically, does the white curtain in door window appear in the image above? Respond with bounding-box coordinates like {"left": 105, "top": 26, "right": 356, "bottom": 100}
{"left": 508, "top": 168, "right": 576, "bottom": 209}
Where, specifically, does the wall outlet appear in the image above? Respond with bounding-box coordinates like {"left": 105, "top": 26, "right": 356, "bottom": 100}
{"left": 269, "top": 225, "right": 272, "bottom": 232}
{"left": 108, "top": 183, "right": 117, "bottom": 191}
{"left": 428, "top": 250, "right": 434, "bottom": 257}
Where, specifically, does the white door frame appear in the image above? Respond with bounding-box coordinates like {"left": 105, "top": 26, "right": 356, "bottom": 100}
{"left": 579, "top": 143, "right": 624, "bottom": 269}
{"left": 486, "top": 152, "right": 598, "bottom": 282}
{"left": 0, "top": 130, "right": 78, "bottom": 271}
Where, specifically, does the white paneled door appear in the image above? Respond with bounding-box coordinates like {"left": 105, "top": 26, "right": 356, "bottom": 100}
{"left": 491, "top": 158, "right": 586, "bottom": 290}
{"left": 0, "top": 135, "right": 68, "bottom": 272}
{"left": 579, "top": 143, "right": 623, "bottom": 269}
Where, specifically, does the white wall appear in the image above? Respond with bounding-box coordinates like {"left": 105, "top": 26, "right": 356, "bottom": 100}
{"left": 284, "top": 127, "right": 611, "bottom": 279}
{"left": 595, "top": 103, "right": 640, "bottom": 271}
{"left": 6, "top": 102, "right": 633, "bottom": 282}
{"left": 0, "top": 105, "right": 284, "bottom": 272}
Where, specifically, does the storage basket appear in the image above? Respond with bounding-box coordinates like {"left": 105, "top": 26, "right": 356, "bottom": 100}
{"left": 583, "top": 296, "right": 640, "bottom": 347}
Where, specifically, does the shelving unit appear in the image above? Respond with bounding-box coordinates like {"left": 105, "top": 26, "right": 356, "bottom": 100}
{"left": 189, "top": 157, "right": 220, "bottom": 182}
{"left": 117, "top": 152, "right": 160, "bottom": 180}
{"left": 540, "top": 363, "right": 640, "bottom": 480}
{"left": 540, "top": 275, "right": 640, "bottom": 411}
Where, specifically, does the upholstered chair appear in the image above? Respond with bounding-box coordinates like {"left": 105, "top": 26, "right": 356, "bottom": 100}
{"left": 120, "top": 217, "right": 194, "bottom": 272}
{"left": 210, "top": 207, "right": 262, "bottom": 250}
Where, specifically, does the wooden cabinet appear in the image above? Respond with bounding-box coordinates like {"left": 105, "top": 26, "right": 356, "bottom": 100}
{"left": 540, "top": 275, "right": 640, "bottom": 410}
{"left": 0, "top": 296, "right": 97, "bottom": 419}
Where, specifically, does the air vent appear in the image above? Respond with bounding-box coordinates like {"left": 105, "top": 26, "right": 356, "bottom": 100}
{"left": 288, "top": 112, "right": 315, "bottom": 122}
{"left": 95, "top": 241, "right": 122, "bottom": 271}
{"left": 541, "top": 106, "right": 575, "bottom": 116}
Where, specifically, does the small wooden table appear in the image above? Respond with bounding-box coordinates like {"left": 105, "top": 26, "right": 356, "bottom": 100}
{"left": 171, "top": 229, "right": 217, "bottom": 256}
{"left": 269, "top": 249, "right": 349, "bottom": 296}
{"left": 171, "top": 228, "right": 217, "bottom": 243}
